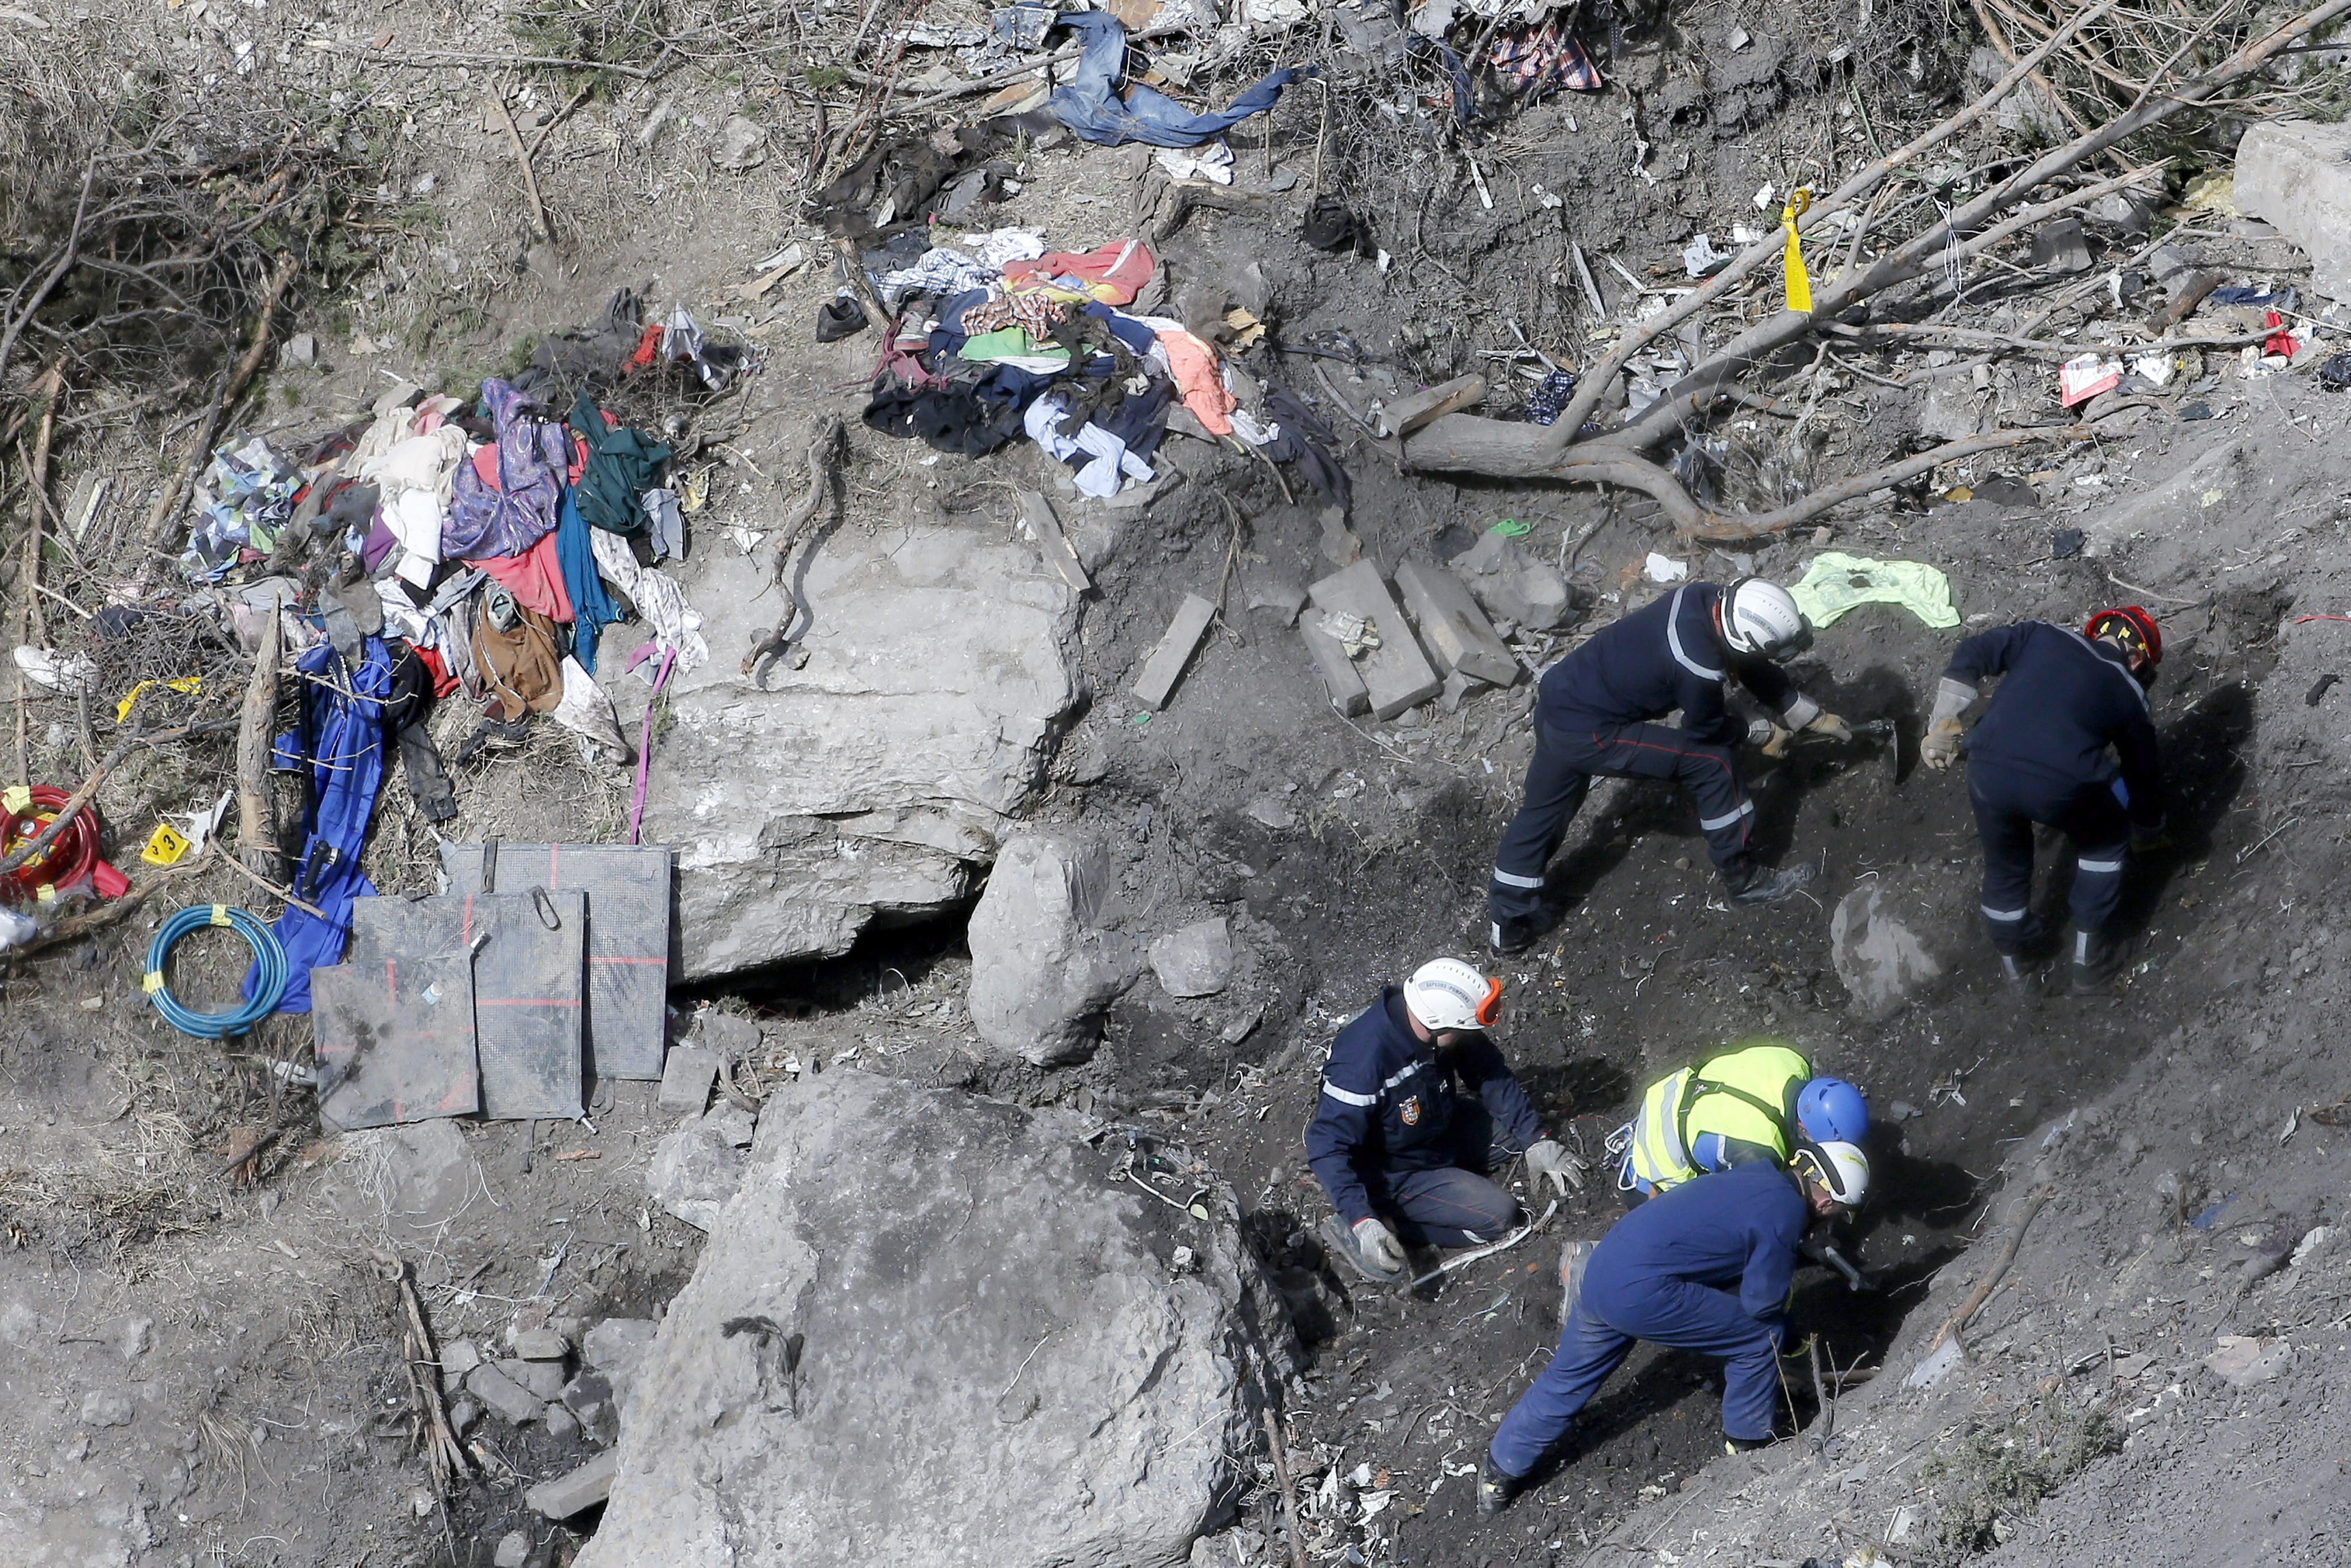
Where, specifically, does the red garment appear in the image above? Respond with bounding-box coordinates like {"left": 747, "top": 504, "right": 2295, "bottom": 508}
{"left": 476, "top": 530, "right": 574, "bottom": 623}
{"left": 413, "top": 643, "right": 461, "bottom": 698}
{"left": 569, "top": 432, "right": 589, "bottom": 486}
{"left": 627, "top": 321, "right": 664, "bottom": 370}
{"left": 470, "top": 443, "right": 501, "bottom": 488}
{"left": 1002, "top": 239, "right": 1157, "bottom": 305}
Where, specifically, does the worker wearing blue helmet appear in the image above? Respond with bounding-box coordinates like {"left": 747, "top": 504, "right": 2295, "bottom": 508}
{"left": 1609, "top": 1041, "right": 1868, "bottom": 1200}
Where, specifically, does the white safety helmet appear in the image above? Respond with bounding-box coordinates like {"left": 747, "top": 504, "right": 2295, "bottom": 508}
{"left": 1791, "top": 1139, "right": 1870, "bottom": 1208}
{"left": 1720, "top": 579, "right": 1814, "bottom": 663}
{"left": 1403, "top": 957, "right": 1503, "bottom": 1034}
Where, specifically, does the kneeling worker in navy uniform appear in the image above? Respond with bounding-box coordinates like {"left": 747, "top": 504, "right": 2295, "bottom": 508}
{"left": 1477, "top": 1141, "right": 1869, "bottom": 1512}
{"left": 1308, "top": 958, "right": 1579, "bottom": 1283}
{"left": 1922, "top": 604, "right": 2165, "bottom": 993}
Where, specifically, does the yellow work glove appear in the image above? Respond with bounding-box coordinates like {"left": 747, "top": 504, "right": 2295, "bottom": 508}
{"left": 1921, "top": 717, "right": 1965, "bottom": 771}
{"left": 1804, "top": 711, "right": 1852, "bottom": 742}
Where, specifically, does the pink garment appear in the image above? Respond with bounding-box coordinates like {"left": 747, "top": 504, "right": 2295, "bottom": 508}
{"left": 1002, "top": 239, "right": 1156, "bottom": 305}
{"left": 470, "top": 443, "right": 500, "bottom": 488}
{"left": 476, "top": 530, "right": 573, "bottom": 624}
{"left": 1156, "top": 329, "right": 1235, "bottom": 436}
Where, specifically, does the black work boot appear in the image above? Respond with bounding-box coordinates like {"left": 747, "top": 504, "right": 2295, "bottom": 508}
{"left": 1999, "top": 953, "right": 2038, "bottom": 998}
{"left": 1725, "top": 861, "right": 1815, "bottom": 907}
{"left": 1490, "top": 914, "right": 1546, "bottom": 958}
{"left": 1477, "top": 1455, "right": 1522, "bottom": 1516}
{"left": 2071, "top": 929, "right": 2127, "bottom": 995}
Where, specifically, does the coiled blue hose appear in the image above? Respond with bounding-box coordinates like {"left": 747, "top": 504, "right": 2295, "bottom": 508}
{"left": 144, "top": 903, "right": 287, "bottom": 1038}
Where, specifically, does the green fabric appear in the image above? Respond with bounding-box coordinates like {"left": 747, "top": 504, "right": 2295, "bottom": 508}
{"left": 957, "top": 328, "right": 1068, "bottom": 366}
{"left": 567, "top": 392, "right": 672, "bottom": 537}
{"left": 1791, "top": 550, "right": 1961, "bottom": 630}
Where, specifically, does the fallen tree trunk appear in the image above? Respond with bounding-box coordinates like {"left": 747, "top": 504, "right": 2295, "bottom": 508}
{"left": 1403, "top": 0, "right": 2351, "bottom": 534}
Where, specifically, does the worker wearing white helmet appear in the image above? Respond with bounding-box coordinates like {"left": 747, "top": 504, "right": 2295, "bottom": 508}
{"left": 1479, "top": 1138, "right": 1871, "bottom": 1514}
{"left": 1487, "top": 578, "right": 1853, "bottom": 956}
{"left": 1306, "top": 958, "right": 1582, "bottom": 1283}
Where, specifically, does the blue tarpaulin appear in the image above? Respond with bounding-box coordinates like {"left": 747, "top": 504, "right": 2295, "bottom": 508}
{"left": 1048, "top": 11, "right": 1307, "bottom": 148}
{"left": 246, "top": 636, "right": 393, "bottom": 1014}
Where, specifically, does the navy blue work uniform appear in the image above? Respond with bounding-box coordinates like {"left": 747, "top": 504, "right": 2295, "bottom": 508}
{"left": 1946, "top": 622, "right": 2162, "bottom": 953}
{"left": 1489, "top": 583, "right": 1818, "bottom": 923}
{"left": 1306, "top": 987, "right": 1545, "bottom": 1248}
{"left": 1488, "top": 1161, "right": 1807, "bottom": 1476}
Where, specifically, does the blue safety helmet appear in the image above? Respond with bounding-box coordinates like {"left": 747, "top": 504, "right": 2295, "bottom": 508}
{"left": 1797, "top": 1077, "right": 1868, "bottom": 1144}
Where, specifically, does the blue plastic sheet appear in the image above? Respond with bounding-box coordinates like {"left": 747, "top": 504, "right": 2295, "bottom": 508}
{"left": 246, "top": 636, "right": 393, "bottom": 1014}
{"left": 1049, "top": 11, "right": 1306, "bottom": 148}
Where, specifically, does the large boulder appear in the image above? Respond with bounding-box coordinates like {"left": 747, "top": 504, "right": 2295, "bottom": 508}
{"left": 577, "top": 1070, "right": 1294, "bottom": 1568}
{"left": 968, "top": 830, "right": 1137, "bottom": 1065}
{"left": 2234, "top": 119, "right": 2351, "bottom": 303}
{"left": 1828, "top": 869, "right": 1972, "bottom": 1019}
{"left": 1449, "top": 529, "right": 1577, "bottom": 632}
{"left": 637, "top": 519, "right": 1081, "bottom": 980}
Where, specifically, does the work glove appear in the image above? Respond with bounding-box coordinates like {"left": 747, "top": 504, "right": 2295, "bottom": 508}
{"left": 1524, "top": 1139, "right": 1584, "bottom": 1197}
{"left": 1921, "top": 717, "right": 1966, "bottom": 771}
{"left": 1803, "top": 711, "right": 1852, "bottom": 742}
{"left": 1758, "top": 722, "right": 1795, "bottom": 760}
{"left": 1352, "top": 1218, "right": 1407, "bottom": 1275}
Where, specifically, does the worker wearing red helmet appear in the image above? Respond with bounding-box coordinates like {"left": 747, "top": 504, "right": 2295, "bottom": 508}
{"left": 1921, "top": 606, "right": 2165, "bottom": 993}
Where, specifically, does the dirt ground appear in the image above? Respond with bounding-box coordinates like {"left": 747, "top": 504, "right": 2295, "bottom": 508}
{"left": 5, "top": 0, "right": 2351, "bottom": 1563}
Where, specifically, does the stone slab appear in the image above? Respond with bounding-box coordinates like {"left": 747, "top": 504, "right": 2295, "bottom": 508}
{"left": 1307, "top": 560, "right": 1441, "bottom": 721}
{"left": 657, "top": 1046, "right": 720, "bottom": 1113}
{"left": 1297, "top": 620, "right": 1370, "bottom": 716}
{"left": 1015, "top": 491, "right": 1091, "bottom": 593}
{"left": 1131, "top": 593, "right": 1219, "bottom": 712}
{"left": 1392, "top": 558, "right": 1518, "bottom": 687}
{"left": 467, "top": 1363, "right": 543, "bottom": 1426}
{"left": 528, "top": 1450, "right": 619, "bottom": 1519}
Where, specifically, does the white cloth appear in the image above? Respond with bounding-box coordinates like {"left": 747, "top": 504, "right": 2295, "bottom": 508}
{"left": 873, "top": 248, "right": 999, "bottom": 309}
{"left": 958, "top": 228, "right": 1046, "bottom": 267}
{"left": 589, "top": 529, "right": 710, "bottom": 676}
{"left": 357, "top": 424, "right": 467, "bottom": 581}
{"left": 1023, "top": 395, "right": 1155, "bottom": 499}
{"left": 549, "top": 654, "right": 628, "bottom": 760}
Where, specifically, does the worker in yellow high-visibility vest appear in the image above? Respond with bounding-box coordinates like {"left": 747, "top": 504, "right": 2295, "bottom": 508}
{"left": 1609, "top": 1041, "right": 1868, "bottom": 1201}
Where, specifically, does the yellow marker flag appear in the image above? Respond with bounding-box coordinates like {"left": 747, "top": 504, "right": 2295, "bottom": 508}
{"left": 1782, "top": 188, "right": 1814, "bottom": 314}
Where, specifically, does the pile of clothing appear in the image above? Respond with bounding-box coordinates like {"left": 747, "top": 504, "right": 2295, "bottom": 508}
{"left": 175, "top": 297, "right": 726, "bottom": 1015}
{"left": 859, "top": 228, "right": 1347, "bottom": 506}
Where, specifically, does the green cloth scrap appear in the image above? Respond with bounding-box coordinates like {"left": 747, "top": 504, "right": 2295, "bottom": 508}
{"left": 1489, "top": 518, "right": 1532, "bottom": 538}
{"left": 1790, "top": 551, "right": 1961, "bottom": 630}
{"left": 568, "top": 392, "right": 672, "bottom": 537}
{"left": 959, "top": 328, "right": 1069, "bottom": 367}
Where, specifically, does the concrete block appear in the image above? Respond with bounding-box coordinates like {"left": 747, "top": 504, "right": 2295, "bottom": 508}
{"left": 526, "top": 1449, "right": 618, "bottom": 1519}
{"left": 1131, "top": 593, "right": 1219, "bottom": 711}
{"left": 2234, "top": 119, "right": 2351, "bottom": 302}
{"left": 1377, "top": 374, "right": 1484, "bottom": 438}
{"left": 467, "top": 1362, "right": 544, "bottom": 1426}
{"left": 657, "top": 1046, "right": 719, "bottom": 1113}
{"left": 1307, "top": 560, "right": 1441, "bottom": 721}
{"left": 439, "top": 1339, "right": 483, "bottom": 1381}
{"left": 1017, "top": 491, "right": 1091, "bottom": 592}
{"left": 495, "top": 1530, "right": 530, "bottom": 1568}
{"left": 1298, "top": 621, "right": 1371, "bottom": 717}
{"left": 1392, "top": 559, "right": 1518, "bottom": 687}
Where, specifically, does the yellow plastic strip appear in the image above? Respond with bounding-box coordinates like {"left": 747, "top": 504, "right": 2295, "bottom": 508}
{"left": 211, "top": 903, "right": 231, "bottom": 927}
{"left": 1, "top": 785, "right": 27, "bottom": 812}
{"left": 143, "top": 972, "right": 165, "bottom": 994}
{"left": 1781, "top": 188, "right": 1814, "bottom": 315}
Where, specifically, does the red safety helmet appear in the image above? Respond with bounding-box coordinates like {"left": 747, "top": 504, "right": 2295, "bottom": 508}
{"left": 2084, "top": 606, "right": 2161, "bottom": 669}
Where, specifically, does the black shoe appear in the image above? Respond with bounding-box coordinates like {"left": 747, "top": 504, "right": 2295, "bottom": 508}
{"left": 1477, "top": 1456, "right": 1522, "bottom": 1516}
{"left": 1726, "top": 861, "right": 1815, "bottom": 907}
{"left": 2071, "top": 930, "right": 2126, "bottom": 994}
{"left": 1317, "top": 1215, "right": 1403, "bottom": 1284}
{"left": 1490, "top": 916, "right": 1545, "bottom": 957}
{"left": 1724, "top": 1433, "right": 1775, "bottom": 1455}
